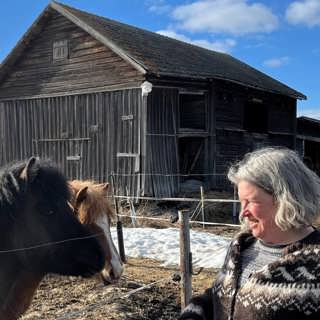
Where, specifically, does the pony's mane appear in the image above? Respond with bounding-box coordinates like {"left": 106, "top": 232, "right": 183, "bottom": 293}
{"left": 69, "top": 180, "right": 115, "bottom": 224}
{"left": 0, "top": 162, "right": 25, "bottom": 207}
{"left": 0, "top": 159, "right": 70, "bottom": 209}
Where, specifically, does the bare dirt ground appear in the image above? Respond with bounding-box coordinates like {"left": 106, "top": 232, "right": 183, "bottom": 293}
{"left": 21, "top": 196, "right": 239, "bottom": 320}
{"left": 21, "top": 257, "right": 218, "bottom": 320}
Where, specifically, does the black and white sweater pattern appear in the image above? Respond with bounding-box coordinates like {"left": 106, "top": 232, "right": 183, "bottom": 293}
{"left": 180, "top": 230, "right": 320, "bottom": 320}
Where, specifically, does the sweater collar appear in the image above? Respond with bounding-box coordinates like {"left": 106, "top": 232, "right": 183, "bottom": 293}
{"left": 231, "top": 229, "right": 320, "bottom": 258}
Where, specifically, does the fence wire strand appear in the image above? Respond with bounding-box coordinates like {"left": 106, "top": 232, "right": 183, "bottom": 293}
{"left": 0, "top": 232, "right": 104, "bottom": 254}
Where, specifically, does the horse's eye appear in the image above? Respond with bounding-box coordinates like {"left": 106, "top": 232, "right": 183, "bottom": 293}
{"left": 45, "top": 210, "right": 55, "bottom": 216}
{"left": 37, "top": 203, "right": 54, "bottom": 216}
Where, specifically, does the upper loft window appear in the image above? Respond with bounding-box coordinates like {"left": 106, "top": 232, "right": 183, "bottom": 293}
{"left": 53, "top": 40, "right": 69, "bottom": 61}
{"left": 179, "top": 93, "right": 206, "bottom": 131}
{"left": 243, "top": 100, "right": 268, "bottom": 133}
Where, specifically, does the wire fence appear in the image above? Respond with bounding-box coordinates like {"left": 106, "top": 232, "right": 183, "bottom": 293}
{"left": 0, "top": 232, "right": 105, "bottom": 254}
{"left": 15, "top": 172, "right": 239, "bottom": 318}
{"left": 111, "top": 191, "right": 240, "bottom": 227}
{"left": 75, "top": 171, "right": 234, "bottom": 201}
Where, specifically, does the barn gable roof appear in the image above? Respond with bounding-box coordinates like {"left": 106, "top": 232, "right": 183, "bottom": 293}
{"left": 297, "top": 116, "right": 320, "bottom": 142}
{"left": 0, "top": 1, "right": 306, "bottom": 100}
{"left": 298, "top": 116, "right": 320, "bottom": 126}
{"left": 0, "top": 4, "right": 52, "bottom": 86}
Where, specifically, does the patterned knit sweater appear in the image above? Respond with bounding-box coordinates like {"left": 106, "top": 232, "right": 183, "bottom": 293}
{"left": 179, "top": 230, "right": 320, "bottom": 320}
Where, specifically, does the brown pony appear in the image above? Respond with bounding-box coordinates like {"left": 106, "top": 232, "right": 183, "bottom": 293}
{"left": 0, "top": 158, "right": 105, "bottom": 320}
{"left": 69, "top": 180, "right": 123, "bottom": 284}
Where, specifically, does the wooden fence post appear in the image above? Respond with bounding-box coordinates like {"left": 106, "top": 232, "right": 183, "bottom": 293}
{"left": 111, "top": 173, "right": 126, "bottom": 263}
{"left": 179, "top": 210, "right": 192, "bottom": 310}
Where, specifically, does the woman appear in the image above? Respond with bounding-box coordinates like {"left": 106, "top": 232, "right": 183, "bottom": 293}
{"left": 180, "top": 147, "right": 320, "bottom": 320}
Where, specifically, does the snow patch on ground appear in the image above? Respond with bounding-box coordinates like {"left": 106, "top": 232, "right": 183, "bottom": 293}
{"left": 111, "top": 227, "right": 231, "bottom": 269}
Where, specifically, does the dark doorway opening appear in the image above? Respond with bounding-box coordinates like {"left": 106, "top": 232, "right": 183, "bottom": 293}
{"left": 178, "top": 137, "right": 207, "bottom": 191}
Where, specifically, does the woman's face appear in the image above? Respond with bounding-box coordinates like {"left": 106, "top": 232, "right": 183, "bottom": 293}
{"left": 238, "top": 180, "right": 280, "bottom": 243}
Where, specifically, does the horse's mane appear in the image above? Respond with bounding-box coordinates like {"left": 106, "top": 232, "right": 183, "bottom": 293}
{"left": 0, "top": 159, "right": 70, "bottom": 210}
{"left": 69, "top": 180, "right": 115, "bottom": 224}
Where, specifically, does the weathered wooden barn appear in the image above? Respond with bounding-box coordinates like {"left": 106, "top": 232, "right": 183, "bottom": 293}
{"left": 0, "top": 1, "right": 306, "bottom": 197}
{"left": 297, "top": 116, "right": 320, "bottom": 176}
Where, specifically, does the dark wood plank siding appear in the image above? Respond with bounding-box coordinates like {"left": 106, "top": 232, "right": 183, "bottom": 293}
{"left": 213, "top": 80, "right": 296, "bottom": 188}
{"left": 297, "top": 118, "right": 320, "bottom": 176}
{"left": 298, "top": 119, "right": 320, "bottom": 138}
{"left": 215, "top": 87, "right": 243, "bottom": 131}
{"left": 0, "top": 10, "right": 144, "bottom": 99}
{"left": 214, "top": 80, "right": 296, "bottom": 133}
{"left": 268, "top": 96, "right": 296, "bottom": 133}
{"left": 145, "top": 87, "right": 179, "bottom": 196}
{"left": 145, "top": 86, "right": 215, "bottom": 196}
{"left": 0, "top": 89, "right": 143, "bottom": 195}
{"left": 115, "top": 88, "right": 144, "bottom": 197}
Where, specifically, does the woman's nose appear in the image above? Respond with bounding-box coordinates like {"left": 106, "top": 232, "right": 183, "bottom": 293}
{"left": 240, "top": 208, "right": 250, "bottom": 218}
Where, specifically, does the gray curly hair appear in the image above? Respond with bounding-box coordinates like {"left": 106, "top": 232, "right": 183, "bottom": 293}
{"left": 228, "top": 147, "right": 320, "bottom": 230}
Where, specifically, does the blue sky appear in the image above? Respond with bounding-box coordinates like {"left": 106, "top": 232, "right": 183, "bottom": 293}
{"left": 0, "top": 0, "right": 319, "bottom": 119}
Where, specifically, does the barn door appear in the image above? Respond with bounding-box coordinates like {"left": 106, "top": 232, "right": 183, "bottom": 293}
{"left": 116, "top": 111, "right": 141, "bottom": 198}
{"left": 32, "top": 138, "right": 90, "bottom": 179}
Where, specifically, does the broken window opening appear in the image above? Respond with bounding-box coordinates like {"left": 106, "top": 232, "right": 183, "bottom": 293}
{"left": 179, "top": 93, "right": 206, "bottom": 131}
{"left": 243, "top": 101, "right": 268, "bottom": 133}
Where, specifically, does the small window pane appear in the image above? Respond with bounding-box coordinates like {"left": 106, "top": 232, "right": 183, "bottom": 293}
{"left": 53, "top": 40, "right": 69, "bottom": 61}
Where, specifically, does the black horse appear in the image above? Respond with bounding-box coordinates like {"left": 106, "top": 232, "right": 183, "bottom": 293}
{"left": 0, "top": 157, "right": 105, "bottom": 320}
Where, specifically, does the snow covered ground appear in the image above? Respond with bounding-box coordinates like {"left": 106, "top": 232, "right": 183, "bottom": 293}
{"left": 111, "top": 227, "right": 231, "bottom": 269}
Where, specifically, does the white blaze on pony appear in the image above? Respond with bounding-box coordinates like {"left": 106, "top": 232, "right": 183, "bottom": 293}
{"left": 69, "top": 180, "right": 124, "bottom": 284}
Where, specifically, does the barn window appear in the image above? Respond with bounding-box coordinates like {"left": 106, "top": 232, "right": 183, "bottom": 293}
{"left": 53, "top": 40, "right": 69, "bottom": 61}
{"left": 179, "top": 93, "right": 206, "bottom": 131}
{"left": 243, "top": 101, "right": 268, "bottom": 133}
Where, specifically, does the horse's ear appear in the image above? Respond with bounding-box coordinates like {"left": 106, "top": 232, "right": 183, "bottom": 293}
{"left": 20, "top": 157, "right": 37, "bottom": 181}
{"left": 75, "top": 186, "right": 88, "bottom": 205}
{"left": 102, "top": 183, "right": 109, "bottom": 192}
